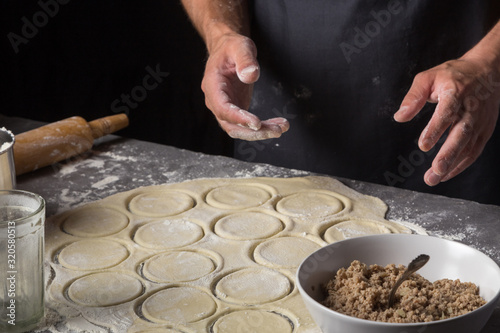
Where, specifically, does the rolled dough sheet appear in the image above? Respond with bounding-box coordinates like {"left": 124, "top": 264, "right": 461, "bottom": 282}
{"left": 45, "top": 176, "right": 415, "bottom": 332}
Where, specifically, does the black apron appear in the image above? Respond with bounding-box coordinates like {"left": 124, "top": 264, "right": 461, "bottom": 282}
{"left": 235, "top": 0, "right": 500, "bottom": 205}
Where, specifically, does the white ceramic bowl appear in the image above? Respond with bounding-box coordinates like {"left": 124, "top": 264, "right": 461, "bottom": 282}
{"left": 297, "top": 234, "right": 500, "bottom": 333}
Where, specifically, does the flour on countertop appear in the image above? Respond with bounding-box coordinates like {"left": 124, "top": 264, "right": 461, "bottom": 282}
{"left": 92, "top": 176, "right": 119, "bottom": 189}
{"left": 387, "top": 198, "right": 499, "bottom": 264}
{"left": 233, "top": 163, "right": 309, "bottom": 178}
{"left": 34, "top": 307, "right": 108, "bottom": 333}
{"left": 56, "top": 189, "right": 93, "bottom": 214}
{"left": 59, "top": 159, "right": 105, "bottom": 176}
{"left": 97, "top": 151, "right": 138, "bottom": 162}
{"left": 389, "top": 219, "right": 428, "bottom": 236}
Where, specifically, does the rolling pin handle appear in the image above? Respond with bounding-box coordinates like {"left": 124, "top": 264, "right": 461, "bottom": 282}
{"left": 88, "top": 114, "right": 129, "bottom": 139}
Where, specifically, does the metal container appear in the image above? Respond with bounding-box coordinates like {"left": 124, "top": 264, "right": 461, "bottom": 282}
{"left": 0, "top": 128, "right": 15, "bottom": 190}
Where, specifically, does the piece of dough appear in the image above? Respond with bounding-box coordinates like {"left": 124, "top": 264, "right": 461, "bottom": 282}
{"left": 215, "top": 268, "right": 291, "bottom": 305}
{"left": 46, "top": 176, "right": 415, "bottom": 333}
{"left": 212, "top": 310, "right": 293, "bottom": 333}
{"left": 141, "top": 287, "right": 217, "bottom": 324}
{"left": 68, "top": 272, "right": 143, "bottom": 307}
{"left": 254, "top": 236, "right": 322, "bottom": 269}
{"left": 134, "top": 219, "right": 203, "bottom": 249}
{"left": 214, "top": 212, "right": 283, "bottom": 240}
{"left": 58, "top": 239, "right": 129, "bottom": 271}
{"left": 276, "top": 191, "right": 347, "bottom": 217}
{"left": 62, "top": 206, "right": 129, "bottom": 237}
{"left": 142, "top": 251, "right": 215, "bottom": 283}
{"left": 129, "top": 191, "right": 195, "bottom": 217}
{"left": 206, "top": 185, "right": 271, "bottom": 209}
{"left": 323, "top": 219, "right": 392, "bottom": 242}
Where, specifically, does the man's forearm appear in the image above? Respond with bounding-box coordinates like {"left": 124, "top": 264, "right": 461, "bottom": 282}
{"left": 464, "top": 20, "right": 500, "bottom": 73}
{"left": 181, "top": 0, "right": 250, "bottom": 53}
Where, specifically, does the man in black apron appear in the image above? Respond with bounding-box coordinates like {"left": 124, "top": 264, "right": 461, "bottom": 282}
{"left": 182, "top": 0, "right": 500, "bottom": 205}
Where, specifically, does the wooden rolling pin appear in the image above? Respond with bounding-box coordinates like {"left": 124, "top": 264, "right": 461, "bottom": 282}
{"left": 13, "top": 114, "right": 129, "bottom": 175}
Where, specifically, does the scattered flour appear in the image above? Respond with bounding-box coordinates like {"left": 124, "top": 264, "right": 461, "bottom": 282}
{"left": 92, "top": 176, "right": 119, "bottom": 189}
{"left": 56, "top": 188, "right": 93, "bottom": 214}
{"left": 34, "top": 308, "right": 107, "bottom": 333}
{"left": 98, "top": 151, "right": 138, "bottom": 162}
{"left": 431, "top": 231, "right": 467, "bottom": 241}
{"left": 390, "top": 220, "right": 428, "bottom": 235}
{"left": 233, "top": 164, "right": 309, "bottom": 178}
{"left": 59, "top": 159, "right": 105, "bottom": 176}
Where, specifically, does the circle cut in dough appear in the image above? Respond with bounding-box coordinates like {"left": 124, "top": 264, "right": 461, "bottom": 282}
{"left": 214, "top": 212, "right": 283, "bottom": 240}
{"left": 141, "top": 287, "right": 217, "bottom": 324}
{"left": 58, "top": 239, "right": 129, "bottom": 271}
{"left": 212, "top": 310, "right": 293, "bottom": 333}
{"left": 62, "top": 206, "right": 129, "bottom": 237}
{"left": 254, "top": 237, "right": 321, "bottom": 269}
{"left": 276, "top": 191, "right": 347, "bottom": 217}
{"left": 323, "top": 219, "right": 392, "bottom": 242}
{"left": 134, "top": 219, "right": 204, "bottom": 249}
{"left": 143, "top": 251, "right": 215, "bottom": 283}
{"left": 129, "top": 191, "right": 195, "bottom": 217}
{"left": 215, "top": 268, "right": 291, "bottom": 305}
{"left": 67, "top": 272, "right": 143, "bottom": 307}
{"left": 206, "top": 185, "right": 271, "bottom": 210}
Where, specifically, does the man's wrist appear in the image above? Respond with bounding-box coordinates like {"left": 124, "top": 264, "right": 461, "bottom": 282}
{"left": 463, "top": 22, "right": 500, "bottom": 74}
{"left": 204, "top": 20, "right": 240, "bottom": 54}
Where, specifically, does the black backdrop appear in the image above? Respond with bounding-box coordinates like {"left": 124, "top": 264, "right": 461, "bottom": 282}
{"left": 0, "top": 0, "right": 232, "bottom": 156}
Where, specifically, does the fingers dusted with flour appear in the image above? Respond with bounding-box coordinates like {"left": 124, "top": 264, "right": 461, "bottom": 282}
{"left": 202, "top": 34, "right": 260, "bottom": 129}
{"left": 181, "top": 0, "right": 289, "bottom": 141}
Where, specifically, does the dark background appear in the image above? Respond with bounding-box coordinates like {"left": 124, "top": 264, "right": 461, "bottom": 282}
{"left": 1, "top": 1, "right": 500, "bottom": 205}
{"left": 0, "top": 0, "right": 233, "bottom": 156}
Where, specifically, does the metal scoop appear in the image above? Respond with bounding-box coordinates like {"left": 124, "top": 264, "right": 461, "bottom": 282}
{"left": 388, "top": 254, "right": 430, "bottom": 307}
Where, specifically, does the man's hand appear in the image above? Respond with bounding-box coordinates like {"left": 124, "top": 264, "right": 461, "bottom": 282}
{"left": 202, "top": 33, "right": 289, "bottom": 141}
{"left": 394, "top": 57, "right": 500, "bottom": 186}
{"left": 181, "top": 0, "right": 289, "bottom": 141}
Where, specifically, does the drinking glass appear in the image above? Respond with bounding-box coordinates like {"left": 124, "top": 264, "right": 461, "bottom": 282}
{"left": 0, "top": 190, "right": 45, "bottom": 332}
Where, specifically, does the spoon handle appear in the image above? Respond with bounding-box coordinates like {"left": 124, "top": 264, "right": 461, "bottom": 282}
{"left": 388, "top": 271, "right": 411, "bottom": 307}
{"left": 388, "top": 254, "right": 430, "bottom": 307}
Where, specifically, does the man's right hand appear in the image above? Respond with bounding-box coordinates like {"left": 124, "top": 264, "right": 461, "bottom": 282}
{"left": 202, "top": 32, "right": 289, "bottom": 141}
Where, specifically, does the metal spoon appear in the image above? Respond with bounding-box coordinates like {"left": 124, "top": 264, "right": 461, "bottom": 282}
{"left": 388, "top": 254, "right": 430, "bottom": 307}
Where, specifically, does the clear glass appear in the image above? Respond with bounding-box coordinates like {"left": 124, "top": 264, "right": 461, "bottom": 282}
{"left": 0, "top": 190, "right": 45, "bottom": 332}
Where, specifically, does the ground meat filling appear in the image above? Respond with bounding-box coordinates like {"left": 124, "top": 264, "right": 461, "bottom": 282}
{"left": 322, "top": 260, "right": 486, "bottom": 323}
